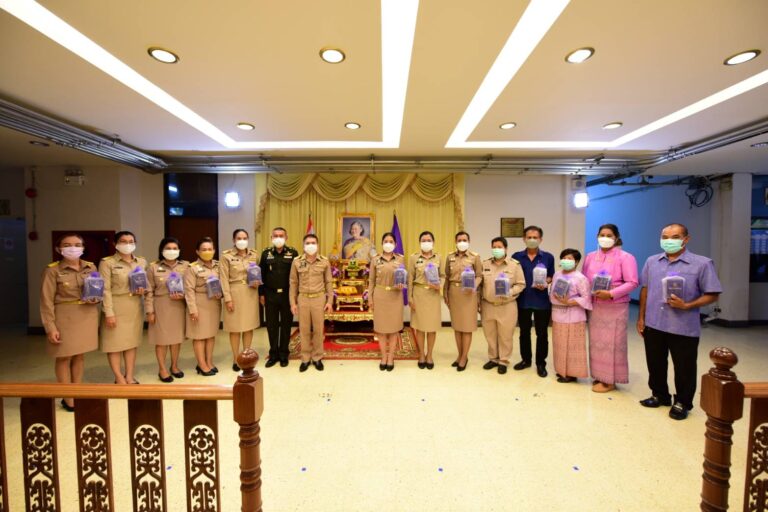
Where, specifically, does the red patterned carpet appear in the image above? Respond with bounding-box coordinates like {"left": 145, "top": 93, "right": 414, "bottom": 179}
{"left": 288, "top": 326, "right": 419, "bottom": 360}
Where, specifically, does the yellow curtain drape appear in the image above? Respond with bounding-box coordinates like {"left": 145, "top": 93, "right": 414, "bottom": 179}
{"left": 258, "top": 173, "right": 461, "bottom": 258}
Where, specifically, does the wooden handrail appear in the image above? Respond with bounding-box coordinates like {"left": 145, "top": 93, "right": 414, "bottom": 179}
{"left": 744, "top": 382, "right": 768, "bottom": 399}
{"left": 0, "top": 383, "right": 233, "bottom": 400}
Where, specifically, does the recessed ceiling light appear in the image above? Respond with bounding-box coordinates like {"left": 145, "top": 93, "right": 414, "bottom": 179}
{"left": 147, "top": 47, "right": 179, "bottom": 64}
{"left": 320, "top": 48, "right": 345, "bottom": 64}
{"left": 724, "top": 50, "right": 760, "bottom": 66}
{"left": 751, "top": 141, "right": 768, "bottom": 148}
{"left": 499, "top": 122, "right": 517, "bottom": 130}
{"left": 602, "top": 122, "right": 623, "bottom": 130}
{"left": 236, "top": 122, "right": 255, "bottom": 131}
{"left": 565, "top": 47, "right": 594, "bottom": 64}
{"left": 29, "top": 140, "right": 50, "bottom": 147}
{"left": 345, "top": 122, "right": 361, "bottom": 130}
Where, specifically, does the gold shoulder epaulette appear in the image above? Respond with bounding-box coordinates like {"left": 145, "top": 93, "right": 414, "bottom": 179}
{"left": 82, "top": 260, "right": 94, "bottom": 266}
{"left": 47, "top": 261, "right": 59, "bottom": 267}
{"left": 191, "top": 261, "right": 201, "bottom": 267}
{"left": 223, "top": 248, "right": 234, "bottom": 255}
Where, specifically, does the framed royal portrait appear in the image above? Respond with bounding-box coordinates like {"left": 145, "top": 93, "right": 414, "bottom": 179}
{"left": 338, "top": 213, "right": 375, "bottom": 261}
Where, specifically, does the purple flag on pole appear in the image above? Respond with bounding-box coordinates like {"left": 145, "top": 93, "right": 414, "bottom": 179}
{"left": 391, "top": 212, "right": 408, "bottom": 305}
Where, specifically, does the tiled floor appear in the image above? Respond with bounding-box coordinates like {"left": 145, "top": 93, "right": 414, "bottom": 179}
{"left": 1, "top": 307, "right": 766, "bottom": 511}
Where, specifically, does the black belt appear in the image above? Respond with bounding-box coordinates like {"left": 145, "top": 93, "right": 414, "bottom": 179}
{"left": 264, "top": 286, "right": 286, "bottom": 294}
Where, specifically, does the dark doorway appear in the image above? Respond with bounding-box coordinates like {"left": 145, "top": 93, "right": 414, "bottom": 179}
{"left": 51, "top": 230, "right": 114, "bottom": 264}
{"left": 164, "top": 173, "right": 218, "bottom": 261}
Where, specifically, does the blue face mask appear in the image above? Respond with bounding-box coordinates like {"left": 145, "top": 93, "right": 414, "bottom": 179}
{"left": 660, "top": 238, "right": 684, "bottom": 254}
{"left": 560, "top": 259, "right": 576, "bottom": 271}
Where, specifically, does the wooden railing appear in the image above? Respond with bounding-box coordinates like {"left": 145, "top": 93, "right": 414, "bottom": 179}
{"left": 0, "top": 348, "right": 263, "bottom": 512}
{"left": 700, "top": 347, "right": 768, "bottom": 511}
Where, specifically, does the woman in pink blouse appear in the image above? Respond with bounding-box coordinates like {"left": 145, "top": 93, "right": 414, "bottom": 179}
{"left": 550, "top": 249, "right": 592, "bottom": 383}
{"left": 582, "top": 224, "right": 638, "bottom": 393}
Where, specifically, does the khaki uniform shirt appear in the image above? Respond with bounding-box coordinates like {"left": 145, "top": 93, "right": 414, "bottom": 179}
{"left": 368, "top": 253, "right": 405, "bottom": 294}
{"left": 480, "top": 257, "right": 526, "bottom": 304}
{"left": 443, "top": 250, "right": 483, "bottom": 294}
{"left": 184, "top": 259, "right": 220, "bottom": 315}
{"left": 98, "top": 253, "right": 148, "bottom": 317}
{"left": 40, "top": 259, "right": 98, "bottom": 334}
{"left": 289, "top": 254, "right": 334, "bottom": 308}
{"left": 144, "top": 259, "right": 190, "bottom": 314}
{"left": 219, "top": 248, "right": 260, "bottom": 302}
{"left": 407, "top": 252, "right": 443, "bottom": 299}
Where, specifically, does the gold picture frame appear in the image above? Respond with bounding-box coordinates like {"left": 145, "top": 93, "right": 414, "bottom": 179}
{"left": 337, "top": 213, "right": 375, "bottom": 261}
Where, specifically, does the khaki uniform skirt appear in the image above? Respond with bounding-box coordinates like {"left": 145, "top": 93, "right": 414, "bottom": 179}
{"left": 410, "top": 285, "right": 441, "bottom": 332}
{"left": 49, "top": 303, "right": 99, "bottom": 358}
{"left": 148, "top": 295, "right": 186, "bottom": 346}
{"left": 186, "top": 292, "right": 222, "bottom": 340}
{"left": 448, "top": 285, "right": 479, "bottom": 332}
{"left": 223, "top": 283, "right": 260, "bottom": 332}
{"left": 372, "top": 287, "right": 404, "bottom": 334}
{"left": 100, "top": 295, "right": 143, "bottom": 353}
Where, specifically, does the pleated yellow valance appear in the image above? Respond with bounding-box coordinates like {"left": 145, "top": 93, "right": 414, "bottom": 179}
{"left": 256, "top": 173, "right": 464, "bottom": 258}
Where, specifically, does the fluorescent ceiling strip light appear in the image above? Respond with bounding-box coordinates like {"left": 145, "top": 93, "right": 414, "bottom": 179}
{"left": 445, "top": 0, "right": 768, "bottom": 150}
{"left": 445, "top": 0, "right": 570, "bottom": 148}
{"left": 0, "top": 0, "right": 419, "bottom": 150}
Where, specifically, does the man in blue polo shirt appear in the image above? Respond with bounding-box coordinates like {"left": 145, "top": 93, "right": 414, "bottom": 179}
{"left": 637, "top": 223, "right": 722, "bottom": 421}
{"left": 512, "top": 225, "right": 555, "bottom": 378}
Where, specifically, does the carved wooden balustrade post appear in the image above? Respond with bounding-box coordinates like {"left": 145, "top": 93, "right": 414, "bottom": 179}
{"left": 701, "top": 347, "right": 745, "bottom": 511}
{"left": 233, "top": 349, "right": 263, "bottom": 512}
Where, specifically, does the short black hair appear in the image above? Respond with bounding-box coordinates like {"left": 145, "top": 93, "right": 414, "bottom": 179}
{"left": 491, "top": 236, "right": 508, "bottom": 248}
{"left": 232, "top": 228, "right": 248, "bottom": 239}
{"left": 196, "top": 236, "right": 215, "bottom": 251}
{"left": 158, "top": 237, "right": 180, "bottom": 260}
{"left": 303, "top": 234, "right": 318, "bottom": 243}
{"left": 272, "top": 227, "right": 287, "bottom": 236}
{"left": 663, "top": 223, "right": 689, "bottom": 236}
{"left": 597, "top": 223, "right": 623, "bottom": 246}
{"left": 455, "top": 230, "right": 470, "bottom": 242}
{"left": 559, "top": 248, "right": 582, "bottom": 263}
{"left": 55, "top": 232, "right": 84, "bottom": 247}
{"left": 381, "top": 232, "right": 396, "bottom": 243}
{"left": 114, "top": 230, "right": 136, "bottom": 243}
{"left": 418, "top": 230, "right": 435, "bottom": 242}
{"left": 523, "top": 226, "right": 543, "bottom": 237}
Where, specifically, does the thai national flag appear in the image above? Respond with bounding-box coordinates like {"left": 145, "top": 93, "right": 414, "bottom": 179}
{"left": 306, "top": 213, "right": 315, "bottom": 235}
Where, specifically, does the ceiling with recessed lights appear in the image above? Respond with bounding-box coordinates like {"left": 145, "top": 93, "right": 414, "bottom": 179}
{"left": 0, "top": 0, "right": 767, "bottom": 174}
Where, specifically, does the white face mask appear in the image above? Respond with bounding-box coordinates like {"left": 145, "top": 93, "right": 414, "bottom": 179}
{"left": 162, "top": 249, "right": 180, "bottom": 261}
{"left": 304, "top": 243, "right": 318, "bottom": 255}
{"left": 235, "top": 239, "right": 249, "bottom": 250}
{"left": 598, "top": 237, "right": 616, "bottom": 249}
{"left": 456, "top": 241, "right": 469, "bottom": 252}
{"left": 60, "top": 247, "right": 84, "bottom": 260}
{"left": 420, "top": 241, "right": 433, "bottom": 253}
{"left": 382, "top": 242, "right": 396, "bottom": 254}
{"left": 116, "top": 243, "right": 135, "bottom": 255}
{"left": 272, "top": 237, "right": 286, "bottom": 248}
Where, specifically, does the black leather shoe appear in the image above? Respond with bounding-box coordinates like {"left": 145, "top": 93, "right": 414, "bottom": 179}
{"left": 379, "top": 363, "right": 387, "bottom": 371}
{"left": 171, "top": 370, "right": 184, "bottom": 379}
{"left": 313, "top": 360, "right": 324, "bottom": 371}
{"left": 557, "top": 375, "right": 576, "bottom": 383}
{"left": 265, "top": 359, "right": 278, "bottom": 368}
{"left": 232, "top": 363, "right": 241, "bottom": 371}
{"left": 513, "top": 361, "right": 531, "bottom": 371}
{"left": 280, "top": 358, "right": 289, "bottom": 367}
{"left": 299, "top": 362, "right": 311, "bottom": 372}
{"left": 451, "top": 361, "right": 459, "bottom": 367}
{"left": 536, "top": 365, "right": 548, "bottom": 378}
{"left": 497, "top": 365, "right": 507, "bottom": 375}
{"left": 418, "top": 361, "right": 426, "bottom": 369}
{"left": 669, "top": 402, "right": 689, "bottom": 420}
{"left": 425, "top": 362, "right": 434, "bottom": 370}
{"left": 640, "top": 396, "right": 672, "bottom": 408}
{"left": 386, "top": 364, "right": 394, "bottom": 372}
{"left": 195, "top": 365, "right": 216, "bottom": 377}
{"left": 483, "top": 361, "right": 498, "bottom": 370}
{"left": 60, "top": 399, "right": 75, "bottom": 412}
{"left": 158, "top": 373, "right": 174, "bottom": 383}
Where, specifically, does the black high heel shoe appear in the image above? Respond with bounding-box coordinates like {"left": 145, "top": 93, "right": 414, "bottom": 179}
{"left": 171, "top": 370, "right": 184, "bottom": 379}
{"left": 386, "top": 362, "right": 394, "bottom": 372}
{"left": 60, "top": 399, "right": 75, "bottom": 412}
{"left": 417, "top": 360, "right": 426, "bottom": 369}
{"left": 158, "top": 373, "right": 174, "bottom": 383}
{"left": 211, "top": 366, "right": 219, "bottom": 374}
{"left": 379, "top": 362, "right": 387, "bottom": 371}
{"left": 457, "top": 361, "right": 468, "bottom": 372}
{"left": 451, "top": 361, "right": 459, "bottom": 367}
{"left": 425, "top": 361, "right": 434, "bottom": 370}
{"left": 196, "top": 365, "right": 216, "bottom": 377}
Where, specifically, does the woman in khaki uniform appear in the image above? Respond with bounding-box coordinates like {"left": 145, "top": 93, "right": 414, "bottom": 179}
{"left": 480, "top": 237, "right": 526, "bottom": 375}
{"left": 184, "top": 237, "right": 222, "bottom": 376}
{"left": 407, "top": 230, "right": 442, "bottom": 370}
{"left": 369, "top": 232, "right": 405, "bottom": 371}
{"left": 443, "top": 231, "right": 482, "bottom": 371}
{"left": 220, "top": 229, "right": 261, "bottom": 372}
{"left": 145, "top": 237, "right": 189, "bottom": 383}
{"left": 99, "top": 231, "right": 147, "bottom": 385}
{"left": 40, "top": 233, "right": 100, "bottom": 411}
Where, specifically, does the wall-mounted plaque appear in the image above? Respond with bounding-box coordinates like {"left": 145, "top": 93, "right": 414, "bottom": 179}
{"left": 500, "top": 217, "right": 524, "bottom": 238}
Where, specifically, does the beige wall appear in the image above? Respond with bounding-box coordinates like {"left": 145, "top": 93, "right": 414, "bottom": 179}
{"left": 217, "top": 173, "right": 257, "bottom": 252}
{"left": 25, "top": 165, "right": 162, "bottom": 327}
